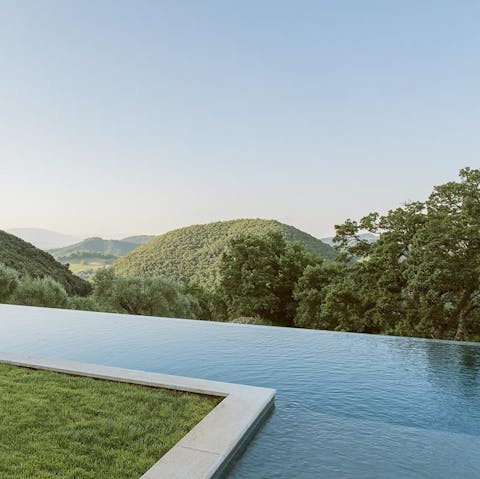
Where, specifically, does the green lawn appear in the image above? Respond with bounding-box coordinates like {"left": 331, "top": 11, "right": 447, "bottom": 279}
{"left": 68, "top": 262, "right": 107, "bottom": 280}
{"left": 0, "top": 363, "right": 220, "bottom": 479}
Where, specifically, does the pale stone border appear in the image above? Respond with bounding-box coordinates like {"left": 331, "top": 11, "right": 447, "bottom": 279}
{"left": 0, "top": 351, "right": 275, "bottom": 479}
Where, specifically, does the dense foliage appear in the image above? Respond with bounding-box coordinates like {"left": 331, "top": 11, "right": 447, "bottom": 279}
{"left": 12, "top": 276, "right": 69, "bottom": 309}
{"left": 0, "top": 264, "right": 19, "bottom": 302}
{"left": 0, "top": 231, "right": 90, "bottom": 295}
{"left": 91, "top": 269, "right": 200, "bottom": 318}
{"left": 2, "top": 169, "right": 478, "bottom": 341}
{"left": 0, "top": 262, "right": 203, "bottom": 319}
{"left": 113, "top": 219, "right": 336, "bottom": 284}
{"left": 218, "top": 232, "right": 318, "bottom": 326}
{"left": 121, "top": 235, "right": 156, "bottom": 245}
{"left": 293, "top": 168, "right": 480, "bottom": 340}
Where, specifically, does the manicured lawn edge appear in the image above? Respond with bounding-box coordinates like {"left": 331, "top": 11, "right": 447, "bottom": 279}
{"left": 0, "top": 363, "right": 219, "bottom": 479}
{"left": 0, "top": 351, "right": 276, "bottom": 479}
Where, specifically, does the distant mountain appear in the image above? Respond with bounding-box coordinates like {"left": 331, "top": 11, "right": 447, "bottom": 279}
{"left": 113, "top": 219, "right": 337, "bottom": 285}
{"left": 48, "top": 235, "right": 155, "bottom": 280}
{"left": 6, "top": 228, "right": 83, "bottom": 250}
{"left": 0, "top": 230, "right": 90, "bottom": 295}
{"left": 321, "top": 232, "right": 379, "bottom": 247}
{"left": 121, "top": 235, "right": 156, "bottom": 245}
{"left": 49, "top": 237, "right": 142, "bottom": 259}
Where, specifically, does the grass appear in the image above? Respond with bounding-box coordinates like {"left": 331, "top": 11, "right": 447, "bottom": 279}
{"left": 69, "top": 262, "right": 108, "bottom": 274}
{"left": 68, "top": 262, "right": 108, "bottom": 280}
{"left": 0, "top": 363, "right": 221, "bottom": 479}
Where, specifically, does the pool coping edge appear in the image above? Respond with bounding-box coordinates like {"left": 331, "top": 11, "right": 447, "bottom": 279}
{"left": 0, "top": 351, "right": 276, "bottom": 479}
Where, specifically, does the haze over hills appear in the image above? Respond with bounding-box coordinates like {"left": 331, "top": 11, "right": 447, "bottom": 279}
{"left": 6, "top": 228, "right": 156, "bottom": 252}
{"left": 0, "top": 230, "right": 90, "bottom": 295}
{"left": 49, "top": 236, "right": 154, "bottom": 259}
{"left": 49, "top": 235, "right": 156, "bottom": 279}
{"left": 6, "top": 228, "right": 83, "bottom": 250}
{"left": 113, "top": 219, "right": 337, "bottom": 285}
{"left": 5, "top": 220, "right": 336, "bottom": 286}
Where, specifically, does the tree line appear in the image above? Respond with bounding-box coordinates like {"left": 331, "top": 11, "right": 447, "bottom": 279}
{"left": 1, "top": 167, "right": 478, "bottom": 341}
{"left": 217, "top": 168, "right": 480, "bottom": 340}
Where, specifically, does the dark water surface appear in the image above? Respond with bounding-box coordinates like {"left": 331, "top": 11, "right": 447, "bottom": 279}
{"left": 1, "top": 305, "right": 479, "bottom": 478}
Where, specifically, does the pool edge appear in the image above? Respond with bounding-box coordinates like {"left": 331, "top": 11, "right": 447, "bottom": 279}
{"left": 0, "top": 351, "right": 276, "bottom": 479}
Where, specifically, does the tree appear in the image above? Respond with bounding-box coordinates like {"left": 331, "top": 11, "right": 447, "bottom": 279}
{"left": 318, "top": 167, "right": 480, "bottom": 340}
{"left": 218, "top": 232, "right": 317, "bottom": 326}
{"left": 278, "top": 242, "right": 321, "bottom": 324}
{"left": 68, "top": 295, "right": 102, "bottom": 312}
{"left": 0, "top": 264, "right": 19, "bottom": 302}
{"left": 403, "top": 167, "right": 480, "bottom": 339}
{"left": 294, "top": 260, "right": 347, "bottom": 330}
{"left": 13, "top": 276, "right": 69, "bottom": 309}
{"left": 182, "top": 281, "right": 226, "bottom": 321}
{"left": 92, "top": 269, "right": 200, "bottom": 319}
{"left": 92, "top": 268, "right": 117, "bottom": 311}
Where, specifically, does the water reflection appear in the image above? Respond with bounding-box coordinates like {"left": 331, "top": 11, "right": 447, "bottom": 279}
{"left": 386, "top": 336, "right": 480, "bottom": 395}
{"left": 423, "top": 341, "right": 480, "bottom": 397}
{"left": 1, "top": 305, "right": 480, "bottom": 479}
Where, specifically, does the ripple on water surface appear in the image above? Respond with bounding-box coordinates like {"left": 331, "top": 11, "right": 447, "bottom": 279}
{"left": 0, "top": 305, "right": 479, "bottom": 479}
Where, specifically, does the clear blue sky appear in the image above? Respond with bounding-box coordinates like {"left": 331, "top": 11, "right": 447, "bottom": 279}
{"left": 1, "top": 1, "right": 478, "bottom": 238}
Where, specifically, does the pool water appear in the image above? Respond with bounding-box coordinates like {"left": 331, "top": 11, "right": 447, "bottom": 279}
{"left": 1, "top": 304, "right": 479, "bottom": 478}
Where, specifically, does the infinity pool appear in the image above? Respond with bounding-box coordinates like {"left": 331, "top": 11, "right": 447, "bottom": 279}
{"left": 1, "top": 304, "right": 479, "bottom": 478}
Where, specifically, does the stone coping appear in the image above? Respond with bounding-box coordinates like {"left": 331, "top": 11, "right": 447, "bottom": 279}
{"left": 0, "top": 351, "right": 275, "bottom": 479}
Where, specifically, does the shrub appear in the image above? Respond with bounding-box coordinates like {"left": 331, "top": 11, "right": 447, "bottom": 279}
{"left": 13, "top": 276, "right": 69, "bottom": 309}
{"left": 0, "top": 263, "right": 19, "bottom": 302}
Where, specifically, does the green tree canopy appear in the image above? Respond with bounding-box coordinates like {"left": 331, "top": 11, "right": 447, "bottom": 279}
{"left": 295, "top": 167, "right": 480, "bottom": 340}
{"left": 13, "top": 276, "right": 69, "bottom": 309}
{"left": 92, "top": 269, "right": 200, "bottom": 319}
{"left": 0, "top": 264, "right": 19, "bottom": 302}
{"left": 218, "top": 232, "right": 318, "bottom": 326}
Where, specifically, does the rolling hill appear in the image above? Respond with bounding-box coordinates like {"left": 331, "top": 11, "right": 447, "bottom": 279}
{"left": 50, "top": 237, "right": 145, "bottom": 259}
{"left": 0, "top": 230, "right": 91, "bottom": 295}
{"left": 48, "top": 235, "right": 156, "bottom": 280}
{"left": 113, "top": 219, "right": 337, "bottom": 285}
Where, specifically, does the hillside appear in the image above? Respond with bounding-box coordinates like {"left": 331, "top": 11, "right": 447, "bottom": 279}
{"left": 6, "top": 228, "right": 82, "bottom": 250}
{"left": 50, "top": 237, "right": 141, "bottom": 259}
{"left": 48, "top": 235, "right": 156, "bottom": 280}
{"left": 0, "top": 230, "right": 90, "bottom": 295}
{"left": 121, "top": 235, "right": 155, "bottom": 245}
{"left": 113, "top": 219, "right": 337, "bottom": 285}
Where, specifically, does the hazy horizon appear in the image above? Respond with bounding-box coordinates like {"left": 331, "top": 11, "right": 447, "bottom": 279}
{"left": 2, "top": 1, "right": 478, "bottom": 238}
{"left": 5, "top": 218, "right": 341, "bottom": 241}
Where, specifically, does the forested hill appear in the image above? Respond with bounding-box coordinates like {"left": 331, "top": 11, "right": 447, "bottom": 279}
{"left": 0, "top": 230, "right": 90, "bottom": 295}
{"left": 113, "top": 219, "right": 336, "bottom": 284}
{"left": 121, "top": 235, "right": 155, "bottom": 245}
{"left": 49, "top": 237, "right": 146, "bottom": 260}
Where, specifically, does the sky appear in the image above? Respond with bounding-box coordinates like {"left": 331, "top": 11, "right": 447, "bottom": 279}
{"left": 1, "top": 1, "right": 479, "bottom": 238}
